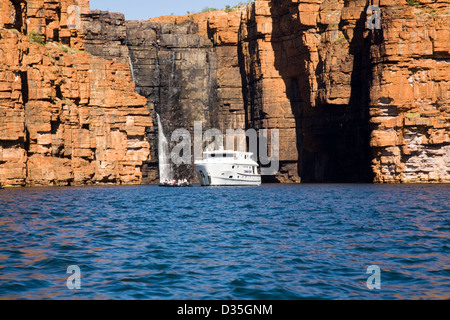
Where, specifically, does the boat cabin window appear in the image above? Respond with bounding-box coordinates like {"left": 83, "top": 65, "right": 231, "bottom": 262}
{"left": 208, "top": 153, "right": 235, "bottom": 158}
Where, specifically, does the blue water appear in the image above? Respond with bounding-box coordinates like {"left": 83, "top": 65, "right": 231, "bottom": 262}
{"left": 0, "top": 184, "right": 448, "bottom": 300}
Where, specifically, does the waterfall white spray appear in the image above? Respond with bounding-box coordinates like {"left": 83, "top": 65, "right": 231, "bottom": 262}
{"left": 128, "top": 56, "right": 136, "bottom": 83}
{"left": 156, "top": 113, "right": 173, "bottom": 182}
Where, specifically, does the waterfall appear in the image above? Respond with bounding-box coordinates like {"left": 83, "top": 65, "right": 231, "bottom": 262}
{"left": 156, "top": 113, "right": 173, "bottom": 182}
{"left": 128, "top": 55, "right": 136, "bottom": 83}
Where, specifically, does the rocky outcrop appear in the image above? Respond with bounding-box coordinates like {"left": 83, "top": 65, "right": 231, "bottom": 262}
{"left": 83, "top": 10, "right": 129, "bottom": 63}
{"left": 0, "top": 0, "right": 151, "bottom": 187}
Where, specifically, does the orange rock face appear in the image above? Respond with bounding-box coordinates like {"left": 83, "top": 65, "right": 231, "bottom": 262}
{"left": 238, "top": 0, "right": 449, "bottom": 183}
{"left": 369, "top": 1, "right": 450, "bottom": 183}
{"left": 0, "top": 1, "right": 151, "bottom": 187}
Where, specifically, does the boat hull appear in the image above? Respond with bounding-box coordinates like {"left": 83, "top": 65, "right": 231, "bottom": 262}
{"left": 195, "top": 163, "right": 261, "bottom": 186}
{"left": 158, "top": 183, "right": 191, "bottom": 188}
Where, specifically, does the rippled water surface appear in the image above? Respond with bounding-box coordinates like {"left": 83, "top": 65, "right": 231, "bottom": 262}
{"left": 0, "top": 184, "right": 449, "bottom": 300}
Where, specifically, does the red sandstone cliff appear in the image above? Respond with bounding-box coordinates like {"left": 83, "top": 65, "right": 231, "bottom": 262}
{"left": 145, "top": 1, "right": 449, "bottom": 183}
{"left": 369, "top": 0, "right": 449, "bottom": 182}
{"left": 0, "top": 0, "right": 151, "bottom": 187}
{"left": 1, "top": 0, "right": 448, "bottom": 186}
{"left": 239, "top": 0, "right": 449, "bottom": 183}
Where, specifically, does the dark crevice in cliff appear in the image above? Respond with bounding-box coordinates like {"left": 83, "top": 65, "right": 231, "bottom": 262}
{"left": 50, "top": 121, "right": 60, "bottom": 135}
{"left": 285, "top": 77, "right": 304, "bottom": 182}
{"left": 55, "top": 85, "right": 63, "bottom": 100}
{"left": 269, "top": 3, "right": 310, "bottom": 182}
{"left": 346, "top": 7, "right": 376, "bottom": 183}
{"left": 8, "top": 0, "right": 27, "bottom": 33}
{"left": 301, "top": 8, "right": 373, "bottom": 183}
{"left": 237, "top": 25, "right": 250, "bottom": 133}
{"left": 23, "top": 128, "right": 30, "bottom": 184}
{"left": 269, "top": 0, "right": 373, "bottom": 183}
{"left": 20, "top": 71, "right": 28, "bottom": 104}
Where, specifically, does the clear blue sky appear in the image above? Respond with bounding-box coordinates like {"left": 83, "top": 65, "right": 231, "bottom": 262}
{"left": 89, "top": 0, "right": 247, "bottom": 20}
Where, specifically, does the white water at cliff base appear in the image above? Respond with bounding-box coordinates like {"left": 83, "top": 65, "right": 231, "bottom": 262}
{"left": 157, "top": 113, "right": 173, "bottom": 182}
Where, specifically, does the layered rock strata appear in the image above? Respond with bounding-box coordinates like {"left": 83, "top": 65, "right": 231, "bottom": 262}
{"left": 124, "top": 10, "right": 300, "bottom": 183}
{"left": 82, "top": 11, "right": 250, "bottom": 183}
{"left": 126, "top": 17, "right": 218, "bottom": 182}
{"left": 66, "top": 1, "right": 450, "bottom": 184}
{"left": 368, "top": 0, "right": 450, "bottom": 183}
{"left": 128, "top": 12, "right": 252, "bottom": 183}
{"left": 239, "top": 0, "right": 449, "bottom": 183}
{"left": 0, "top": 0, "right": 151, "bottom": 187}
{"left": 1, "top": 0, "right": 448, "bottom": 186}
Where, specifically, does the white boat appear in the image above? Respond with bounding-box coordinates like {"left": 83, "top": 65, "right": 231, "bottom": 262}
{"left": 194, "top": 150, "right": 262, "bottom": 186}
